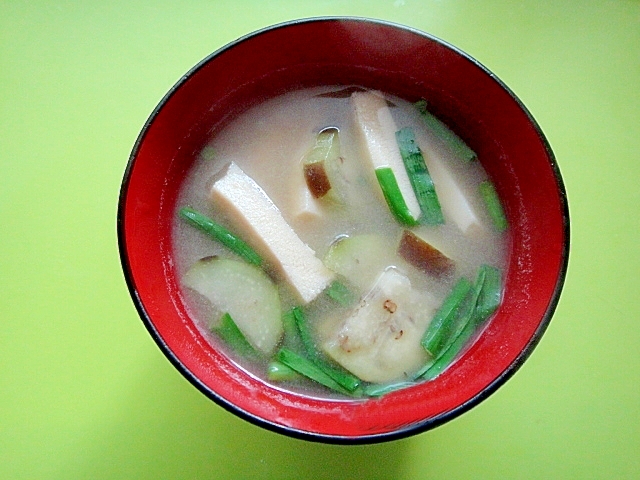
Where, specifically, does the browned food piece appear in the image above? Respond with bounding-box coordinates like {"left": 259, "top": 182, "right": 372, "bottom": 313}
{"left": 303, "top": 162, "right": 332, "bottom": 198}
{"left": 398, "top": 229, "right": 454, "bottom": 277}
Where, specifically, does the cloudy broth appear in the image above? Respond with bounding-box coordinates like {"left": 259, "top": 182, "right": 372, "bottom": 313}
{"left": 173, "top": 86, "right": 507, "bottom": 398}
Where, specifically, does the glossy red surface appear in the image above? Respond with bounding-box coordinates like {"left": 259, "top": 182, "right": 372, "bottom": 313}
{"left": 119, "top": 18, "right": 568, "bottom": 443}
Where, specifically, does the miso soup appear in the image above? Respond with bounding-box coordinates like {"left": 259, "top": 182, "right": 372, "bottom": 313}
{"left": 173, "top": 86, "right": 508, "bottom": 398}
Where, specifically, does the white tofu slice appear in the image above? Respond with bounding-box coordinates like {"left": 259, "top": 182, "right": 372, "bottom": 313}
{"left": 288, "top": 161, "right": 324, "bottom": 224}
{"left": 210, "top": 162, "right": 335, "bottom": 304}
{"left": 323, "top": 268, "right": 434, "bottom": 383}
{"left": 351, "top": 90, "right": 422, "bottom": 222}
{"left": 422, "top": 148, "right": 487, "bottom": 236}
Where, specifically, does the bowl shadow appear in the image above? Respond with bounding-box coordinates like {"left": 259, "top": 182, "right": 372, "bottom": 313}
{"left": 66, "top": 349, "right": 417, "bottom": 480}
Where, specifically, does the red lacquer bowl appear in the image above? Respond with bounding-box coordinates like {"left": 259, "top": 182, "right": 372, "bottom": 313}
{"left": 118, "top": 18, "right": 569, "bottom": 443}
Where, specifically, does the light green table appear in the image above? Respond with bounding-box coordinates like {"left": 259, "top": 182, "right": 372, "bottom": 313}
{"left": 1, "top": 1, "right": 638, "bottom": 478}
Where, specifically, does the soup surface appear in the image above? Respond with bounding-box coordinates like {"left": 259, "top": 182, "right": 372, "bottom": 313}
{"left": 173, "top": 86, "right": 508, "bottom": 398}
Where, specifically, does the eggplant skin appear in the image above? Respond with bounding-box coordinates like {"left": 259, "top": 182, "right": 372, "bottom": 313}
{"left": 398, "top": 229, "right": 454, "bottom": 277}
{"left": 304, "top": 162, "right": 332, "bottom": 198}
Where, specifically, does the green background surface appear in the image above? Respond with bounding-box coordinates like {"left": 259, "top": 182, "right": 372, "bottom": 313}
{"left": 1, "top": 1, "right": 638, "bottom": 478}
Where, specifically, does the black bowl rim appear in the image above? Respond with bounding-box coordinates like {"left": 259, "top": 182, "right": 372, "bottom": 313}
{"left": 117, "top": 15, "right": 570, "bottom": 445}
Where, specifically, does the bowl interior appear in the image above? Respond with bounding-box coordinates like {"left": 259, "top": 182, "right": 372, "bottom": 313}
{"left": 119, "top": 18, "right": 568, "bottom": 443}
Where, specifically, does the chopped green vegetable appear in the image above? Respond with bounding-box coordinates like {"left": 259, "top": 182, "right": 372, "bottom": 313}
{"left": 420, "top": 316, "right": 476, "bottom": 380}
{"left": 321, "top": 364, "right": 362, "bottom": 393}
{"left": 414, "top": 99, "right": 477, "bottom": 162}
{"left": 292, "top": 306, "right": 362, "bottom": 392}
{"left": 364, "top": 381, "right": 415, "bottom": 398}
{"left": 412, "top": 358, "right": 436, "bottom": 380}
{"left": 479, "top": 180, "right": 508, "bottom": 232}
{"left": 276, "top": 348, "right": 351, "bottom": 395}
{"left": 421, "top": 277, "right": 473, "bottom": 357}
{"left": 474, "top": 264, "right": 502, "bottom": 321}
{"left": 292, "top": 307, "right": 316, "bottom": 358}
{"left": 420, "top": 264, "right": 503, "bottom": 380}
{"left": 434, "top": 268, "right": 485, "bottom": 357}
{"left": 267, "top": 360, "right": 300, "bottom": 382}
{"left": 395, "top": 127, "right": 444, "bottom": 225}
{"left": 212, "top": 312, "right": 255, "bottom": 357}
{"left": 375, "top": 167, "right": 420, "bottom": 226}
{"left": 281, "top": 308, "right": 297, "bottom": 340}
{"left": 179, "top": 207, "right": 263, "bottom": 266}
{"left": 325, "top": 279, "right": 357, "bottom": 306}
{"left": 281, "top": 308, "right": 303, "bottom": 350}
